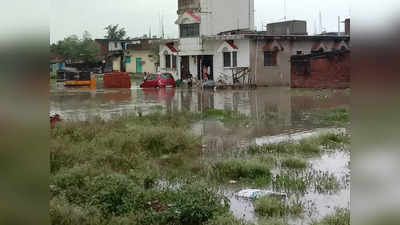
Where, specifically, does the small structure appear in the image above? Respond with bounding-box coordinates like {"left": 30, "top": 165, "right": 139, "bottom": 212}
{"left": 103, "top": 72, "right": 131, "bottom": 88}
{"left": 96, "top": 38, "right": 160, "bottom": 74}
{"left": 266, "top": 20, "right": 307, "bottom": 35}
{"left": 291, "top": 50, "right": 350, "bottom": 89}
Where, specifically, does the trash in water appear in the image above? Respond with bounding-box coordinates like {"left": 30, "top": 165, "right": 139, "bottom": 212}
{"left": 236, "top": 189, "right": 287, "bottom": 199}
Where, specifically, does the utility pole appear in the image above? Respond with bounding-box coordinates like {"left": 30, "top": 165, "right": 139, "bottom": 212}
{"left": 338, "top": 16, "right": 341, "bottom": 36}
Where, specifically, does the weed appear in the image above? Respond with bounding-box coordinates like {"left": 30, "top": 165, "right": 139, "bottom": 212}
{"left": 272, "top": 172, "right": 307, "bottom": 194}
{"left": 203, "top": 109, "right": 249, "bottom": 125}
{"left": 311, "top": 208, "right": 350, "bottom": 225}
{"left": 317, "top": 132, "right": 350, "bottom": 149}
{"left": 212, "top": 159, "right": 272, "bottom": 181}
{"left": 254, "top": 196, "right": 285, "bottom": 217}
{"left": 281, "top": 157, "right": 307, "bottom": 169}
{"left": 258, "top": 217, "right": 289, "bottom": 225}
{"left": 206, "top": 213, "right": 250, "bottom": 225}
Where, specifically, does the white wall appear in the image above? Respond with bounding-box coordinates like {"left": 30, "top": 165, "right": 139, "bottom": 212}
{"left": 213, "top": 39, "right": 250, "bottom": 84}
{"left": 201, "top": 0, "right": 254, "bottom": 35}
{"left": 108, "top": 41, "right": 123, "bottom": 51}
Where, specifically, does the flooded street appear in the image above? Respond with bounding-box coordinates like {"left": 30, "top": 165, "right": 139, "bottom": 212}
{"left": 50, "top": 80, "right": 350, "bottom": 225}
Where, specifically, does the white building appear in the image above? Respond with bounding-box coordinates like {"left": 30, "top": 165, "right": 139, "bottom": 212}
{"left": 159, "top": 0, "right": 255, "bottom": 83}
{"left": 159, "top": 1, "right": 350, "bottom": 87}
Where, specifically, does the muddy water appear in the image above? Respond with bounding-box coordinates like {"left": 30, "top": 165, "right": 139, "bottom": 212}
{"left": 50, "top": 80, "right": 350, "bottom": 224}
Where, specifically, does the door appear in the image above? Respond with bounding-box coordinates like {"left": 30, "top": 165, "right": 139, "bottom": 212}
{"left": 136, "top": 58, "right": 143, "bottom": 73}
{"left": 181, "top": 56, "right": 189, "bottom": 80}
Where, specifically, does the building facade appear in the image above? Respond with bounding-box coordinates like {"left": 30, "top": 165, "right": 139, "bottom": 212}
{"left": 160, "top": 0, "right": 255, "bottom": 81}
{"left": 159, "top": 0, "right": 350, "bottom": 88}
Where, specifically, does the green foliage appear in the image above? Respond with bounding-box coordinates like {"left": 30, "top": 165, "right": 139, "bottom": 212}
{"left": 213, "top": 159, "right": 272, "bottom": 181}
{"left": 281, "top": 157, "right": 307, "bottom": 169}
{"left": 254, "top": 196, "right": 304, "bottom": 219}
{"left": 206, "top": 213, "right": 250, "bottom": 225}
{"left": 254, "top": 196, "right": 285, "bottom": 217}
{"left": 104, "top": 24, "right": 127, "bottom": 40}
{"left": 311, "top": 208, "right": 350, "bottom": 225}
{"left": 203, "top": 109, "right": 249, "bottom": 125}
{"left": 50, "top": 72, "right": 57, "bottom": 79}
{"left": 314, "top": 108, "right": 350, "bottom": 126}
{"left": 258, "top": 217, "right": 289, "bottom": 225}
{"left": 317, "top": 132, "right": 350, "bottom": 149}
{"left": 272, "top": 172, "right": 308, "bottom": 194}
{"left": 50, "top": 32, "right": 101, "bottom": 63}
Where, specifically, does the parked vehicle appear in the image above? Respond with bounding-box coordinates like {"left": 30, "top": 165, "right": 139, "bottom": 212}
{"left": 140, "top": 73, "right": 176, "bottom": 88}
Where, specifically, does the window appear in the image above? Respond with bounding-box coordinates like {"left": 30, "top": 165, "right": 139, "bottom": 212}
{"left": 114, "top": 42, "right": 118, "bottom": 48}
{"left": 223, "top": 51, "right": 238, "bottom": 68}
{"left": 165, "top": 55, "right": 171, "bottom": 68}
{"left": 232, "top": 52, "right": 237, "bottom": 67}
{"left": 125, "top": 56, "right": 131, "bottom": 63}
{"left": 264, "top": 51, "right": 277, "bottom": 66}
{"left": 223, "top": 52, "right": 231, "bottom": 67}
{"left": 161, "top": 73, "right": 173, "bottom": 79}
{"left": 172, "top": 55, "right": 177, "bottom": 68}
{"left": 180, "top": 23, "right": 200, "bottom": 38}
{"left": 148, "top": 74, "right": 159, "bottom": 80}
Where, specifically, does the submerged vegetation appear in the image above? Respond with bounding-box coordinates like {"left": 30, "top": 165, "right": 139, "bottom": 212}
{"left": 50, "top": 108, "right": 350, "bottom": 225}
{"left": 311, "top": 208, "right": 350, "bottom": 225}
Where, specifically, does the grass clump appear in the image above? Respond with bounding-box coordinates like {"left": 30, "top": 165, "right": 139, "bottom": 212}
{"left": 281, "top": 157, "right": 307, "bottom": 169}
{"left": 254, "top": 196, "right": 285, "bottom": 217}
{"left": 311, "top": 208, "right": 350, "bottom": 225}
{"left": 317, "top": 132, "right": 350, "bottom": 149}
{"left": 254, "top": 196, "right": 304, "bottom": 219}
{"left": 258, "top": 217, "right": 289, "bottom": 225}
{"left": 203, "top": 109, "right": 249, "bottom": 125}
{"left": 50, "top": 112, "right": 235, "bottom": 225}
{"left": 272, "top": 172, "right": 307, "bottom": 194}
{"left": 212, "top": 159, "right": 272, "bottom": 182}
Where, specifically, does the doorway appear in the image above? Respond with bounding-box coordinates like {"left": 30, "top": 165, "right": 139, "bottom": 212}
{"left": 197, "top": 55, "right": 213, "bottom": 80}
{"left": 181, "top": 56, "right": 190, "bottom": 80}
{"left": 136, "top": 58, "right": 143, "bottom": 73}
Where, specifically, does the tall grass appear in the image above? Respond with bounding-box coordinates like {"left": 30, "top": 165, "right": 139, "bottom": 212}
{"left": 50, "top": 112, "right": 233, "bottom": 225}
{"left": 311, "top": 208, "right": 350, "bottom": 225}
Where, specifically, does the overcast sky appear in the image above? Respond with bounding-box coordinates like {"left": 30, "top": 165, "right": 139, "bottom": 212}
{"left": 50, "top": 0, "right": 351, "bottom": 43}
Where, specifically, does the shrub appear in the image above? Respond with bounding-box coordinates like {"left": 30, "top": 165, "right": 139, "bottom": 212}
{"left": 254, "top": 196, "right": 285, "bottom": 217}
{"left": 175, "top": 183, "right": 229, "bottom": 225}
{"left": 281, "top": 157, "right": 307, "bottom": 169}
{"left": 50, "top": 196, "right": 103, "bottom": 225}
{"left": 206, "top": 213, "right": 249, "bottom": 225}
{"left": 213, "top": 159, "right": 272, "bottom": 181}
{"left": 311, "top": 208, "right": 350, "bottom": 225}
{"left": 317, "top": 132, "right": 350, "bottom": 148}
{"left": 258, "top": 217, "right": 289, "bottom": 225}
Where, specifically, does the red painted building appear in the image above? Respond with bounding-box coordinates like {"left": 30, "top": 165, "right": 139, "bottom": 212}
{"left": 291, "top": 50, "right": 350, "bottom": 89}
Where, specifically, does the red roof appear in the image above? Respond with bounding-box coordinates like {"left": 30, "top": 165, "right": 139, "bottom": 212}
{"left": 166, "top": 43, "right": 178, "bottom": 53}
{"left": 312, "top": 42, "right": 324, "bottom": 51}
{"left": 185, "top": 10, "right": 200, "bottom": 22}
{"left": 226, "top": 40, "right": 238, "bottom": 50}
{"left": 263, "top": 41, "right": 281, "bottom": 52}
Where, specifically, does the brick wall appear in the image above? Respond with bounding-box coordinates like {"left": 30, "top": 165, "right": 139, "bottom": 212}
{"left": 291, "top": 52, "right": 350, "bottom": 89}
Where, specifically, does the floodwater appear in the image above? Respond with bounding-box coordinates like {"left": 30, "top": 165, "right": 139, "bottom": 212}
{"left": 50, "top": 80, "right": 350, "bottom": 224}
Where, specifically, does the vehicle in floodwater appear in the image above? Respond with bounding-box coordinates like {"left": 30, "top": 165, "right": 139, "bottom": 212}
{"left": 140, "top": 73, "right": 176, "bottom": 88}
{"left": 57, "top": 67, "right": 96, "bottom": 88}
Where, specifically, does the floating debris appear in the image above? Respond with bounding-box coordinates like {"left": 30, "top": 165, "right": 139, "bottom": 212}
{"left": 236, "top": 189, "right": 287, "bottom": 199}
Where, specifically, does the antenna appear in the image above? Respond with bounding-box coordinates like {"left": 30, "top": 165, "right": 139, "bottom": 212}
{"left": 319, "top": 11, "right": 323, "bottom": 33}
{"left": 284, "top": 0, "right": 287, "bottom": 21}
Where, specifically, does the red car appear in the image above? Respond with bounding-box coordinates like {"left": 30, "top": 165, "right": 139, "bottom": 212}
{"left": 140, "top": 73, "right": 176, "bottom": 88}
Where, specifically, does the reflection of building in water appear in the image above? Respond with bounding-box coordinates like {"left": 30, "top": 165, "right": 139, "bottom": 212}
{"left": 249, "top": 88, "right": 292, "bottom": 136}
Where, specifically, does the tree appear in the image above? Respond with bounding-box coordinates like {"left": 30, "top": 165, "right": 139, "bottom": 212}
{"left": 50, "top": 32, "right": 101, "bottom": 63}
{"left": 104, "top": 24, "right": 127, "bottom": 40}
